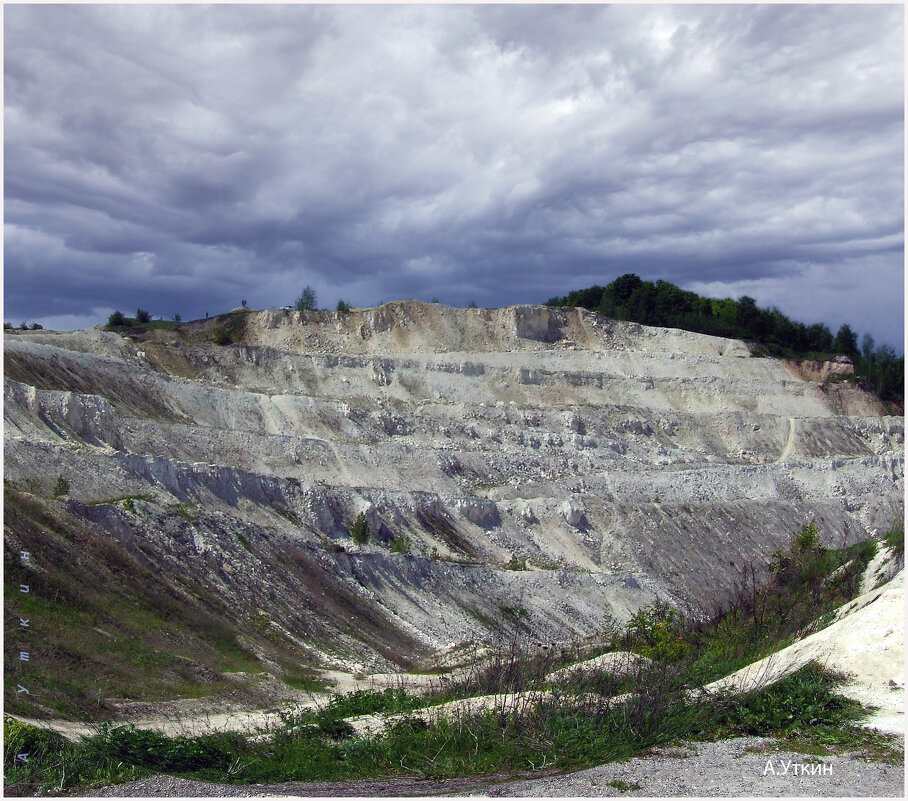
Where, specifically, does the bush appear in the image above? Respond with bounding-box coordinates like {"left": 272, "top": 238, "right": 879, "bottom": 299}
{"left": 30, "top": 322, "right": 43, "bottom": 330}
{"left": 173, "top": 312, "right": 182, "bottom": 323}
{"left": 3, "top": 322, "right": 12, "bottom": 330}
{"left": 53, "top": 475, "right": 70, "bottom": 498}
{"left": 336, "top": 300, "right": 351, "bottom": 314}
{"left": 350, "top": 512, "right": 369, "bottom": 545}
{"left": 107, "top": 310, "right": 126, "bottom": 327}
{"left": 390, "top": 534, "right": 410, "bottom": 555}
{"left": 83, "top": 723, "right": 236, "bottom": 772}
{"left": 623, "top": 602, "right": 689, "bottom": 662}
{"left": 135, "top": 308, "right": 152, "bottom": 324}
{"left": 296, "top": 286, "right": 317, "bottom": 311}
{"left": 212, "top": 327, "right": 232, "bottom": 346}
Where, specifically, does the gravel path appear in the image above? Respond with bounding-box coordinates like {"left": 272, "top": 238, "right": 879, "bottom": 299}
{"left": 83, "top": 736, "right": 903, "bottom": 797}
{"left": 466, "top": 736, "right": 905, "bottom": 797}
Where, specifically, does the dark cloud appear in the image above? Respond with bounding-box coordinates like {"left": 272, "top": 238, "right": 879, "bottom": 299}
{"left": 4, "top": 4, "right": 903, "bottom": 349}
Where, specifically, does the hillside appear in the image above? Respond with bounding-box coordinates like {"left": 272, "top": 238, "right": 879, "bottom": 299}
{"left": 4, "top": 301, "right": 903, "bottom": 720}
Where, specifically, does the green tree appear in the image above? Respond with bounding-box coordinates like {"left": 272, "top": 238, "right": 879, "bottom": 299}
{"left": 296, "top": 286, "right": 317, "bottom": 311}
{"left": 350, "top": 512, "right": 369, "bottom": 545}
{"left": 53, "top": 475, "right": 70, "bottom": 498}
{"left": 136, "top": 308, "right": 152, "bottom": 324}
{"left": 861, "top": 334, "right": 875, "bottom": 361}
{"left": 107, "top": 310, "right": 127, "bottom": 327}
{"left": 336, "top": 300, "right": 351, "bottom": 314}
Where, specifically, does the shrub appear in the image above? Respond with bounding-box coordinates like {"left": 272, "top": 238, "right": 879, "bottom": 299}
{"left": 296, "top": 286, "right": 317, "bottom": 311}
{"left": 83, "top": 723, "right": 236, "bottom": 772}
{"left": 212, "top": 327, "right": 232, "bottom": 346}
{"left": 30, "top": 322, "right": 43, "bottom": 330}
{"left": 884, "top": 521, "right": 904, "bottom": 558}
{"left": 336, "top": 300, "right": 351, "bottom": 314}
{"left": 53, "top": 475, "right": 70, "bottom": 498}
{"left": 107, "top": 310, "right": 126, "bottom": 327}
{"left": 624, "top": 602, "right": 689, "bottom": 662}
{"left": 350, "top": 512, "right": 369, "bottom": 545}
{"left": 3, "top": 322, "right": 12, "bottom": 330}
{"left": 135, "top": 308, "right": 152, "bottom": 324}
{"left": 173, "top": 312, "right": 182, "bottom": 323}
{"left": 390, "top": 534, "right": 410, "bottom": 554}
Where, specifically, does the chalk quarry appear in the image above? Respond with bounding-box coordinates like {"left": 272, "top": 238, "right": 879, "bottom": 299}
{"left": 4, "top": 302, "right": 904, "bottom": 680}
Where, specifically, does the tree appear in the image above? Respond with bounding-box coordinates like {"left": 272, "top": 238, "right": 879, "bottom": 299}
{"left": 861, "top": 334, "right": 875, "bottom": 361}
{"left": 350, "top": 512, "right": 369, "bottom": 545}
{"left": 833, "top": 324, "right": 858, "bottom": 358}
{"left": 136, "top": 308, "right": 152, "bottom": 324}
{"left": 173, "top": 312, "right": 182, "bottom": 323}
{"left": 336, "top": 299, "right": 351, "bottom": 314}
{"left": 296, "top": 286, "right": 317, "bottom": 311}
{"left": 108, "top": 311, "right": 127, "bottom": 327}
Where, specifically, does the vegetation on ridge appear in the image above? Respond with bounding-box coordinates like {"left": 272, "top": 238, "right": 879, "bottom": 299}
{"left": 545, "top": 274, "right": 903, "bottom": 405}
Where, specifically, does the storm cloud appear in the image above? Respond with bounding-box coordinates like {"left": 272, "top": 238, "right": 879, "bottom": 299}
{"left": 4, "top": 4, "right": 904, "bottom": 347}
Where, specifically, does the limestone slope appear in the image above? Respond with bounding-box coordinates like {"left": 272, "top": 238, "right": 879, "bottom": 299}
{"left": 3, "top": 303, "right": 903, "bottom": 701}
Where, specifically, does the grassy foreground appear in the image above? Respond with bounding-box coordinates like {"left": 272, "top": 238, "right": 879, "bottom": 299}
{"left": 5, "top": 523, "right": 903, "bottom": 795}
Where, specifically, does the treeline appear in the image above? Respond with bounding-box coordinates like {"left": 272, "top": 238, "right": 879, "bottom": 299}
{"left": 545, "top": 274, "right": 903, "bottom": 405}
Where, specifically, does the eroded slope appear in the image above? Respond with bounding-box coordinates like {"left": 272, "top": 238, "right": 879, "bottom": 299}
{"left": 4, "top": 302, "right": 903, "bottom": 716}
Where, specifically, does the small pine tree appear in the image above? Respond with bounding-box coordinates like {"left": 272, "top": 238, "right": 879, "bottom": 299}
{"left": 108, "top": 310, "right": 126, "bottom": 327}
{"left": 296, "top": 286, "right": 317, "bottom": 311}
{"left": 336, "top": 300, "right": 351, "bottom": 314}
{"left": 53, "top": 475, "right": 70, "bottom": 498}
{"left": 350, "top": 512, "right": 369, "bottom": 545}
{"left": 136, "top": 308, "right": 152, "bottom": 323}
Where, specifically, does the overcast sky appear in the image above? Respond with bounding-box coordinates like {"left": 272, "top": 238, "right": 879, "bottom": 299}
{"left": 4, "top": 3, "right": 904, "bottom": 350}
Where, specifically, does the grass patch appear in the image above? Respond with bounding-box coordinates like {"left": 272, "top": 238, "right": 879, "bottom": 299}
{"left": 3, "top": 488, "right": 261, "bottom": 719}
{"left": 884, "top": 520, "right": 904, "bottom": 559}
{"left": 3, "top": 717, "right": 150, "bottom": 796}
{"left": 12, "top": 661, "right": 888, "bottom": 794}
{"left": 283, "top": 673, "right": 333, "bottom": 694}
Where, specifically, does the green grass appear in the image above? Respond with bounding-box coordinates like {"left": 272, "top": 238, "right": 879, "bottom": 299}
{"left": 9, "top": 660, "right": 893, "bottom": 796}
{"left": 609, "top": 779, "right": 642, "bottom": 791}
{"left": 884, "top": 521, "right": 904, "bottom": 558}
{"left": 4, "top": 488, "right": 262, "bottom": 720}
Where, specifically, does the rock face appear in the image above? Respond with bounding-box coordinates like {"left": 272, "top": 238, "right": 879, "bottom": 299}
{"left": 3, "top": 302, "right": 903, "bottom": 673}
